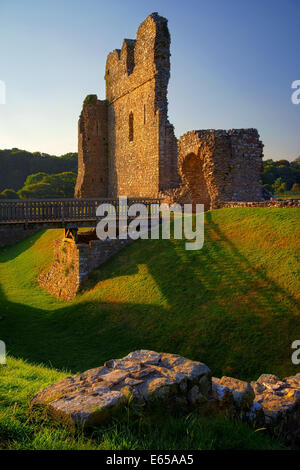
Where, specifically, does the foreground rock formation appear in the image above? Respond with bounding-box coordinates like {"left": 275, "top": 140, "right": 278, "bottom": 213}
{"left": 31, "top": 350, "right": 300, "bottom": 444}
{"left": 31, "top": 350, "right": 211, "bottom": 427}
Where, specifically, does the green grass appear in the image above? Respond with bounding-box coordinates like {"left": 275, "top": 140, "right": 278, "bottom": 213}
{"left": 0, "top": 357, "right": 288, "bottom": 450}
{"left": 0, "top": 208, "right": 299, "bottom": 449}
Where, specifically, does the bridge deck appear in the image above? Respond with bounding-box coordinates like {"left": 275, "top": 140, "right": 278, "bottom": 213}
{"left": 0, "top": 198, "right": 161, "bottom": 227}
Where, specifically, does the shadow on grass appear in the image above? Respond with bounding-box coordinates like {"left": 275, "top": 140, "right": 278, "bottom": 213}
{"left": 0, "top": 214, "right": 299, "bottom": 380}
{"left": 0, "top": 229, "right": 46, "bottom": 262}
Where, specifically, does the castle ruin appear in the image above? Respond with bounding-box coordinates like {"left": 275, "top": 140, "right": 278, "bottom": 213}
{"left": 75, "top": 12, "right": 264, "bottom": 209}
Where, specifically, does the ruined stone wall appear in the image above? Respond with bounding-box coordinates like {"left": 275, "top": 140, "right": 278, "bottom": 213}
{"left": 75, "top": 13, "right": 179, "bottom": 199}
{"left": 105, "top": 13, "right": 178, "bottom": 197}
{"left": 75, "top": 13, "right": 265, "bottom": 206}
{"left": 177, "top": 129, "right": 264, "bottom": 210}
{"left": 38, "top": 239, "right": 80, "bottom": 301}
{"left": 215, "top": 199, "right": 300, "bottom": 209}
{"left": 74, "top": 95, "right": 108, "bottom": 198}
{"left": 39, "top": 236, "right": 131, "bottom": 300}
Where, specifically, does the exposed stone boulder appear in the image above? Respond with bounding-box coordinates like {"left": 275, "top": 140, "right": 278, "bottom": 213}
{"left": 211, "top": 376, "right": 264, "bottom": 425}
{"left": 251, "top": 373, "right": 300, "bottom": 443}
{"left": 212, "top": 377, "right": 255, "bottom": 413}
{"left": 30, "top": 350, "right": 300, "bottom": 444}
{"left": 212, "top": 373, "right": 300, "bottom": 443}
{"left": 31, "top": 350, "right": 211, "bottom": 428}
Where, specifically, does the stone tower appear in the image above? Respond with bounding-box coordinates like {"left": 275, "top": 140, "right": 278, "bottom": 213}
{"left": 75, "top": 13, "right": 179, "bottom": 199}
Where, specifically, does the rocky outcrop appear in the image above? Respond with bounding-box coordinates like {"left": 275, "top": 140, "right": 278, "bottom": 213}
{"left": 251, "top": 373, "right": 300, "bottom": 442}
{"left": 31, "top": 350, "right": 300, "bottom": 444}
{"left": 31, "top": 350, "right": 211, "bottom": 427}
{"left": 210, "top": 373, "right": 300, "bottom": 444}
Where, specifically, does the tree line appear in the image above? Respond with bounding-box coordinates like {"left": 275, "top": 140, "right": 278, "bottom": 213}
{"left": 0, "top": 149, "right": 77, "bottom": 199}
{"left": 0, "top": 149, "right": 299, "bottom": 199}
{"left": 262, "top": 156, "right": 300, "bottom": 194}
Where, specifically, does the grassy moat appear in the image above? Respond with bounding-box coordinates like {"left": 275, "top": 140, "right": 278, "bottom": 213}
{"left": 0, "top": 208, "right": 299, "bottom": 449}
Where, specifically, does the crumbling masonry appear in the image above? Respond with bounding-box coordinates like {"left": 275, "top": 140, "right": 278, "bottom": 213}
{"left": 75, "top": 13, "right": 265, "bottom": 209}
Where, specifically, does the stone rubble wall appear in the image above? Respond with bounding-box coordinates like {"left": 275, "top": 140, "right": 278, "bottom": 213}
{"left": 74, "top": 14, "right": 267, "bottom": 207}
{"left": 31, "top": 350, "right": 300, "bottom": 444}
{"left": 76, "top": 237, "right": 130, "bottom": 281}
{"left": 75, "top": 13, "right": 179, "bottom": 200}
{"left": 74, "top": 96, "right": 108, "bottom": 198}
{"left": 38, "top": 239, "right": 80, "bottom": 301}
{"left": 177, "top": 129, "right": 264, "bottom": 210}
{"left": 38, "top": 235, "right": 131, "bottom": 301}
{"left": 215, "top": 199, "right": 300, "bottom": 209}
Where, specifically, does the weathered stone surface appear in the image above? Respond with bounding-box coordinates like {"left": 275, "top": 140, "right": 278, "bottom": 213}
{"left": 211, "top": 373, "right": 300, "bottom": 442}
{"left": 211, "top": 376, "right": 258, "bottom": 422}
{"left": 251, "top": 373, "right": 300, "bottom": 443}
{"left": 74, "top": 96, "right": 108, "bottom": 198}
{"left": 31, "top": 350, "right": 211, "bottom": 427}
{"left": 217, "top": 376, "right": 255, "bottom": 411}
{"left": 75, "top": 13, "right": 179, "bottom": 200}
{"left": 75, "top": 13, "right": 265, "bottom": 210}
{"left": 211, "top": 377, "right": 235, "bottom": 411}
{"left": 215, "top": 199, "right": 300, "bottom": 209}
{"left": 177, "top": 129, "right": 264, "bottom": 211}
{"left": 38, "top": 234, "right": 131, "bottom": 300}
{"left": 30, "top": 351, "right": 300, "bottom": 442}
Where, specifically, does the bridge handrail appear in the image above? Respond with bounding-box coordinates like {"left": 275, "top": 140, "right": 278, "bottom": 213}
{"left": 0, "top": 197, "right": 161, "bottom": 203}
{"left": 0, "top": 198, "right": 162, "bottom": 225}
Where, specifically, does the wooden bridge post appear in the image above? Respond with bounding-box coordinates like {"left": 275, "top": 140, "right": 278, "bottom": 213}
{"left": 25, "top": 201, "right": 29, "bottom": 228}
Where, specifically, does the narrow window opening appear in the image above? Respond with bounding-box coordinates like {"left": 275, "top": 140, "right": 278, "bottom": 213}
{"left": 129, "top": 112, "right": 134, "bottom": 141}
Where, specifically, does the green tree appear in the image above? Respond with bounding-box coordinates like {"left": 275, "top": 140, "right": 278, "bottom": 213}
{"left": 24, "top": 172, "right": 48, "bottom": 186}
{"left": 0, "top": 188, "right": 19, "bottom": 199}
{"left": 272, "top": 177, "right": 283, "bottom": 194}
{"left": 0, "top": 149, "right": 77, "bottom": 192}
{"left": 291, "top": 183, "right": 300, "bottom": 192}
{"left": 17, "top": 172, "right": 77, "bottom": 199}
{"left": 278, "top": 182, "right": 287, "bottom": 194}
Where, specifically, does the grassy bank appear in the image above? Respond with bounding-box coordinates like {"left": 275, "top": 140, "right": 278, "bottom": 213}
{"left": 0, "top": 357, "right": 288, "bottom": 450}
{"left": 0, "top": 208, "right": 299, "bottom": 449}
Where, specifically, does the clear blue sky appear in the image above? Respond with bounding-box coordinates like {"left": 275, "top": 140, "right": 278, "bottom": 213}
{"left": 1, "top": 0, "right": 299, "bottom": 160}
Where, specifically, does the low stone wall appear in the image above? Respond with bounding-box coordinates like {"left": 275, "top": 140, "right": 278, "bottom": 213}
{"left": 159, "top": 192, "right": 300, "bottom": 211}
{"left": 214, "top": 199, "right": 300, "bottom": 209}
{"left": 0, "top": 224, "right": 41, "bottom": 248}
{"left": 76, "top": 237, "right": 130, "bottom": 282}
{"left": 31, "top": 350, "right": 300, "bottom": 444}
{"left": 38, "top": 235, "right": 130, "bottom": 300}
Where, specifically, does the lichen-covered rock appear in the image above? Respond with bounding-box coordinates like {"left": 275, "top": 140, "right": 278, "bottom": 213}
{"left": 251, "top": 373, "right": 300, "bottom": 444}
{"left": 30, "top": 351, "right": 300, "bottom": 442}
{"left": 217, "top": 376, "right": 255, "bottom": 411}
{"left": 211, "top": 377, "right": 235, "bottom": 412}
{"left": 31, "top": 350, "right": 211, "bottom": 427}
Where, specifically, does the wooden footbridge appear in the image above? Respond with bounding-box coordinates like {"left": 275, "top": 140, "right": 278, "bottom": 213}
{"left": 0, "top": 198, "right": 161, "bottom": 240}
